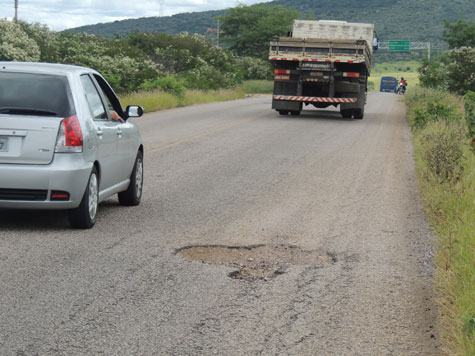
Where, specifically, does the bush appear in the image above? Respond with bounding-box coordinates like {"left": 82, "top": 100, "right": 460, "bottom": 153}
{"left": 446, "top": 47, "right": 475, "bottom": 95}
{"left": 420, "top": 120, "right": 466, "bottom": 184}
{"left": 179, "top": 64, "right": 239, "bottom": 90}
{"left": 407, "top": 89, "right": 464, "bottom": 129}
{"left": 140, "top": 76, "right": 186, "bottom": 97}
{"left": 0, "top": 20, "right": 40, "bottom": 61}
{"left": 464, "top": 91, "right": 475, "bottom": 148}
{"left": 418, "top": 56, "right": 449, "bottom": 91}
{"left": 237, "top": 56, "right": 272, "bottom": 80}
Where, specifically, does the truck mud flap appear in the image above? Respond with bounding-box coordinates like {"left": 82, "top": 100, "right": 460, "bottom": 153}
{"left": 272, "top": 99, "right": 302, "bottom": 112}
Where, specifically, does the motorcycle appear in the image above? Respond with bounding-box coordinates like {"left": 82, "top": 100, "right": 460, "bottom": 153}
{"left": 398, "top": 85, "right": 406, "bottom": 95}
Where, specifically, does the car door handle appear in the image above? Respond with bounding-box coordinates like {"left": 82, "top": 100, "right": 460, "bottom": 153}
{"left": 96, "top": 129, "right": 103, "bottom": 136}
{"left": 117, "top": 128, "right": 122, "bottom": 137}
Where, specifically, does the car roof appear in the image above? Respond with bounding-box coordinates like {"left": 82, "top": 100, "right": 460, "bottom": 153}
{"left": 0, "top": 62, "right": 98, "bottom": 76}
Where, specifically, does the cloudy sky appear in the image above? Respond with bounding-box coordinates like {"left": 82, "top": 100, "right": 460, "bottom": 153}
{"left": 0, "top": 0, "right": 272, "bottom": 30}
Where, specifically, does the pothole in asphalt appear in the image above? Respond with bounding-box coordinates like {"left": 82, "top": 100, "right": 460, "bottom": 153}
{"left": 176, "top": 244, "right": 336, "bottom": 281}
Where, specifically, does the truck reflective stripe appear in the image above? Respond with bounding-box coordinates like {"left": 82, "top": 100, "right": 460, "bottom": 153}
{"left": 273, "top": 95, "right": 357, "bottom": 103}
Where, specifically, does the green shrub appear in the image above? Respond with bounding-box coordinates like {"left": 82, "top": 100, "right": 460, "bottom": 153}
{"left": 179, "top": 64, "right": 239, "bottom": 90}
{"left": 140, "top": 76, "right": 186, "bottom": 98}
{"left": 237, "top": 56, "right": 273, "bottom": 80}
{"left": 420, "top": 120, "right": 466, "bottom": 183}
{"left": 407, "top": 89, "right": 464, "bottom": 129}
{"left": 413, "top": 102, "right": 463, "bottom": 129}
{"left": 446, "top": 47, "right": 475, "bottom": 95}
{"left": 464, "top": 91, "right": 475, "bottom": 147}
{"left": 0, "top": 20, "right": 40, "bottom": 61}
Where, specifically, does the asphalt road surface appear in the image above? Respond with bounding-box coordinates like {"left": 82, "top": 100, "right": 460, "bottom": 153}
{"left": 0, "top": 93, "right": 440, "bottom": 355}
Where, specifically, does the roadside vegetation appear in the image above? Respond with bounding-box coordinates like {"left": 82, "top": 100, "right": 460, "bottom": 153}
{"left": 408, "top": 19, "right": 474, "bottom": 356}
{"left": 119, "top": 81, "right": 273, "bottom": 113}
{"left": 0, "top": 19, "right": 273, "bottom": 109}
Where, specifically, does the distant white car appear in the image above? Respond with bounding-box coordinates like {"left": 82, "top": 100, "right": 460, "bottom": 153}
{"left": 0, "top": 62, "right": 144, "bottom": 228}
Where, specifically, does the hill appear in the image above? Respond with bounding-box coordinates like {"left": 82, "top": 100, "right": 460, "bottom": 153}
{"left": 67, "top": 9, "right": 226, "bottom": 39}
{"left": 67, "top": 0, "right": 474, "bottom": 56}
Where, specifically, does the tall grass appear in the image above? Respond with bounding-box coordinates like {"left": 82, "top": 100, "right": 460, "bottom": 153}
{"left": 119, "top": 84, "right": 264, "bottom": 113}
{"left": 120, "top": 89, "right": 180, "bottom": 113}
{"left": 406, "top": 88, "right": 475, "bottom": 356}
{"left": 241, "top": 80, "right": 274, "bottom": 94}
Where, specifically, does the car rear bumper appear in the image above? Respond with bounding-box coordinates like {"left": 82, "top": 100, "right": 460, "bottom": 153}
{"left": 0, "top": 154, "right": 93, "bottom": 209}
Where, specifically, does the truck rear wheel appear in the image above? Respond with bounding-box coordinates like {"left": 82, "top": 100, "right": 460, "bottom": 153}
{"left": 279, "top": 110, "right": 289, "bottom": 116}
{"left": 341, "top": 109, "right": 353, "bottom": 119}
{"left": 353, "top": 109, "right": 364, "bottom": 120}
{"left": 290, "top": 111, "right": 301, "bottom": 116}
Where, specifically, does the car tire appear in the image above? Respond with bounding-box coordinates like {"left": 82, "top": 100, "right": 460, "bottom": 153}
{"left": 118, "top": 151, "right": 143, "bottom": 206}
{"left": 278, "top": 110, "right": 289, "bottom": 116}
{"left": 68, "top": 166, "right": 99, "bottom": 229}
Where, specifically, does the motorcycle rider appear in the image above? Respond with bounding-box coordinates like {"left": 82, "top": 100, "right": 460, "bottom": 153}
{"left": 399, "top": 77, "right": 407, "bottom": 94}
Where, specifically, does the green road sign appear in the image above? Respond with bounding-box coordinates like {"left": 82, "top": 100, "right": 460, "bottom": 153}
{"left": 389, "top": 40, "right": 410, "bottom": 51}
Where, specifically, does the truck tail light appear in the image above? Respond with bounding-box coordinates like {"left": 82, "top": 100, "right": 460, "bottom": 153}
{"left": 343, "top": 72, "right": 360, "bottom": 78}
{"left": 55, "top": 115, "right": 83, "bottom": 153}
{"left": 274, "top": 69, "right": 290, "bottom": 74}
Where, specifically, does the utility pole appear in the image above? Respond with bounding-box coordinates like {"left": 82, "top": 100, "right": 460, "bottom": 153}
{"left": 14, "top": 0, "right": 18, "bottom": 21}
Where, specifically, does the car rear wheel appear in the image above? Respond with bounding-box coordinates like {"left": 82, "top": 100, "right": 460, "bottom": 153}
{"left": 118, "top": 151, "right": 143, "bottom": 206}
{"left": 69, "top": 166, "right": 99, "bottom": 229}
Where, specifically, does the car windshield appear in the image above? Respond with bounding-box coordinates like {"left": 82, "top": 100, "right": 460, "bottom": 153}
{"left": 0, "top": 72, "right": 75, "bottom": 118}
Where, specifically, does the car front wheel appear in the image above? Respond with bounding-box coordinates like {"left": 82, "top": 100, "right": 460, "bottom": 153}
{"left": 69, "top": 166, "right": 99, "bottom": 229}
{"left": 118, "top": 151, "right": 143, "bottom": 206}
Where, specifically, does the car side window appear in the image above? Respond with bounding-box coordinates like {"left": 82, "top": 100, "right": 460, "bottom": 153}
{"left": 93, "top": 74, "right": 125, "bottom": 120}
{"left": 80, "top": 75, "right": 107, "bottom": 121}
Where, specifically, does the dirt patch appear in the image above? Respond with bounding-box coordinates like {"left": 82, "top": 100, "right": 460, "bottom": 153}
{"left": 176, "top": 244, "right": 335, "bottom": 281}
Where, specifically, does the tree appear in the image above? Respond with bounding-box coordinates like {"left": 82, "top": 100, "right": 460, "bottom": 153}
{"left": 446, "top": 47, "right": 475, "bottom": 94}
{"left": 219, "top": 5, "right": 300, "bottom": 59}
{"left": 443, "top": 19, "right": 475, "bottom": 49}
{"left": 0, "top": 20, "right": 40, "bottom": 62}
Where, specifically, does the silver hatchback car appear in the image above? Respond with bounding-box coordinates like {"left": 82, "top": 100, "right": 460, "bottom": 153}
{"left": 0, "top": 62, "right": 144, "bottom": 228}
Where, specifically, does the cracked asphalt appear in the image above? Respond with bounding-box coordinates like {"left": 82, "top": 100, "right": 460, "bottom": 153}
{"left": 0, "top": 93, "right": 440, "bottom": 355}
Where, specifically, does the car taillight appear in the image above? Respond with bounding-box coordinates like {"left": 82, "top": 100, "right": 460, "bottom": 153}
{"left": 55, "top": 115, "right": 83, "bottom": 153}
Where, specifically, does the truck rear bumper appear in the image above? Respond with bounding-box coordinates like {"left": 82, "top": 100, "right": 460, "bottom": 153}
{"left": 273, "top": 95, "right": 357, "bottom": 103}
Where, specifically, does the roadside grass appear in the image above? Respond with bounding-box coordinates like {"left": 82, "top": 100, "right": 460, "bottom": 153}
{"left": 120, "top": 90, "right": 180, "bottom": 113}
{"left": 241, "top": 80, "right": 274, "bottom": 94}
{"left": 180, "top": 88, "right": 245, "bottom": 107}
{"left": 405, "top": 88, "right": 475, "bottom": 356}
{"left": 119, "top": 81, "right": 273, "bottom": 113}
{"left": 369, "top": 61, "right": 420, "bottom": 92}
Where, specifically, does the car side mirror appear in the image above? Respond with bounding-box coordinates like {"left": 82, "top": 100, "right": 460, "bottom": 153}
{"left": 126, "top": 105, "right": 144, "bottom": 118}
{"left": 373, "top": 37, "right": 379, "bottom": 51}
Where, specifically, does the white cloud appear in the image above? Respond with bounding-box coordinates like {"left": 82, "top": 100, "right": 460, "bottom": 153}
{"left": 0, "top": 0, "right": 272, "bottom": 30}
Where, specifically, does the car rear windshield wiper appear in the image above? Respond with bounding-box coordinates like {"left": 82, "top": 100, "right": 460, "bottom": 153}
{"left": 0, "top": 107, "right": 58, "bottom": 116}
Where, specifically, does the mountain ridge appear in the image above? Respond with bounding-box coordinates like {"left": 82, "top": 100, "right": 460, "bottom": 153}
{"left": 67, "top": 0, "right": 474, "bottom": 50}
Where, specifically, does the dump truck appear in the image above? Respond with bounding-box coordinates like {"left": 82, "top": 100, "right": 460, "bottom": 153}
{"left": 269, "top": 20, "right": 378, "bottom": 119}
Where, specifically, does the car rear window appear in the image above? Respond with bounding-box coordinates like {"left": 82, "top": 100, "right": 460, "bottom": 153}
{"left": 0, "top": 72, "right": 75, "bottom": 118}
